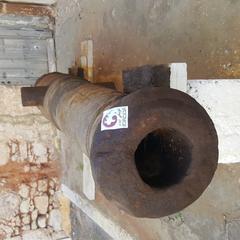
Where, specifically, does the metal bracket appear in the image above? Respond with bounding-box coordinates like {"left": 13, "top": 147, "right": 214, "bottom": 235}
{"left": 122, "top": 63, "right": 187, "bottom": 93}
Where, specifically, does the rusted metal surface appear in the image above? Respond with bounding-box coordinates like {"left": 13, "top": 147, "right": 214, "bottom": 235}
{"left": 95, "top": 82, "right": 116, "bottom": 90}
{"left": 67, "top": 67, "right": 116, "bottom": 89}
{"left": 23, "top": 72, "right": 218, "bottom": 218}
{"left": 123, "top": 64, "right": 170, "bottom": 93}
{"left": 21, "top": 86, "right": 48, "bottom": 106}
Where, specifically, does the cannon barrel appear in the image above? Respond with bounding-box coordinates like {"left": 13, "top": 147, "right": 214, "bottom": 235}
{"left": 22, "top": 72, "right": 218, "bottom": 218}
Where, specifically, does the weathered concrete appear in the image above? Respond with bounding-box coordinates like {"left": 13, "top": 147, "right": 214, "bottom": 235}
{"left": 71, "top": 204, "right": 112, "bottom": 240}
{"left": 56, "top": 0, "right": 240, "bottom": 88}
{"left": 62, "top": 163, "right": 240, "bottom": 240}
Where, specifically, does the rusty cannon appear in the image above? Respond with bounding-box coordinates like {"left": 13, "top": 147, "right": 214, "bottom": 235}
{"left": 21, "top": 71, "right": 218, "bottom": 218}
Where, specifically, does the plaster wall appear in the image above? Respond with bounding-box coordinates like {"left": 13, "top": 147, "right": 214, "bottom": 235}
{"left": 56, "top": 0, "right": 240, "bottom": 84}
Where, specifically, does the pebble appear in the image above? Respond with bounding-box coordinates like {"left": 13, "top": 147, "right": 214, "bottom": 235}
{"left": 31, "top": 221, "right": 38, "bottom": 230}
{"left": 15, "top": 216, "right": 21, "bottom": 227}
{"left": 48, "top": 209, "right": 62, "bottom": 231}
{"left": 34, "top": 195, "right": 49, "bottom": 214}
{"left": 20, "top": 200, "right": 30, "bottom": 214}
{"left": 22, "top": 224, "right": 31, "bottom": 231}
{"left": 31, "top": 209, "right": 38, "bottom": 221}
{"left": 19, "top": 184, "right": 30, "bottom": 199}
{"left": 22, "top": 214, "right": 31, "bottom": 225}
{"left": 37, "top": 215, "right": 47, "bottom": 228}
{"left": 37, "top": 179, "right": 48, "bottom": 193}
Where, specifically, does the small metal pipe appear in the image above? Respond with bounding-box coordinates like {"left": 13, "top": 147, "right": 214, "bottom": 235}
{"left": 21, "top": 86, "right": 48, "bottom": 106}
{"left": 22, "top": 72, "right": 218, "bottom": 218}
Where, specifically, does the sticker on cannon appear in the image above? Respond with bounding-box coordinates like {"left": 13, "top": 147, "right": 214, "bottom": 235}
{"left": 101, "top": 106, "right": 128, "bottom": 131}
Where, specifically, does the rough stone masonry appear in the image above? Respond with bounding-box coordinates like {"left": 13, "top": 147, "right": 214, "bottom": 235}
{"left": 0, "top": 85, "right": 70, "bottom": 240}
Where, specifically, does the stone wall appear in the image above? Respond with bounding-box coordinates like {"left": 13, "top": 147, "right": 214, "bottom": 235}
{"left": 0, "top": 85, "right": 70, "bottom": 240}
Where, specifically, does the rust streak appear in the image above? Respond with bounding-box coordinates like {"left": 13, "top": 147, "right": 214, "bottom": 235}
{"left": 0, "top": 2, "right": 54, "bottom": 18}
{"left": 0, "top": 161, "right": 60, "bottom": 191}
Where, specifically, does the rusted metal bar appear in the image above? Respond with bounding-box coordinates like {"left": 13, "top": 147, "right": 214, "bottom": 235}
{"left": 21, "top": 72, "right": 218, "bottom": 218}
{"left": 21, "top": 86, "right": 48, "bottom": 106}
{"left": 122, "top": 64, "right": 170, "bottom": 93}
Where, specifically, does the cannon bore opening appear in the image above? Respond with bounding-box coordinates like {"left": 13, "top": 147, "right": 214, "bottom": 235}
{"left": 135, "top": 128, "right": 192, "bottom": 189}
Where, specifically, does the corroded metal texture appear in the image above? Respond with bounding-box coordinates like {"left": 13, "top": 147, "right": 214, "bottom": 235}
{"left": 21, "top": 86, "right": 48, "bottom": 106}
{"left": 30, "top": 72, "right": 218, "bottom": 218}
{"left": 123, "top": 64, "right": 171, "bottom": 93}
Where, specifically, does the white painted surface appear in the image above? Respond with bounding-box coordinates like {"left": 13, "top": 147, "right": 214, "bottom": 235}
{"left": 170, "top": 63, "right": 187, "bottom": 92}
{"left": 61, "top": 184, "right": 136, "bottom": 240}
{"left": 188, "top": 79, "right": 240, "bottom": 164}
{"left": 47, "top": 38, "right": 56, "bottom": 72}
{"left": 83, "top": 154, "right": 95, "bottom": 200}
{"left": 80, "top": 40, "right": 93, "bottom": 82}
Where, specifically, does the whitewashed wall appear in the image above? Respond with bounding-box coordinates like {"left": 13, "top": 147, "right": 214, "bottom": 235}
{"left": 188, "top": 80, "right": 240, "bottom": 164}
